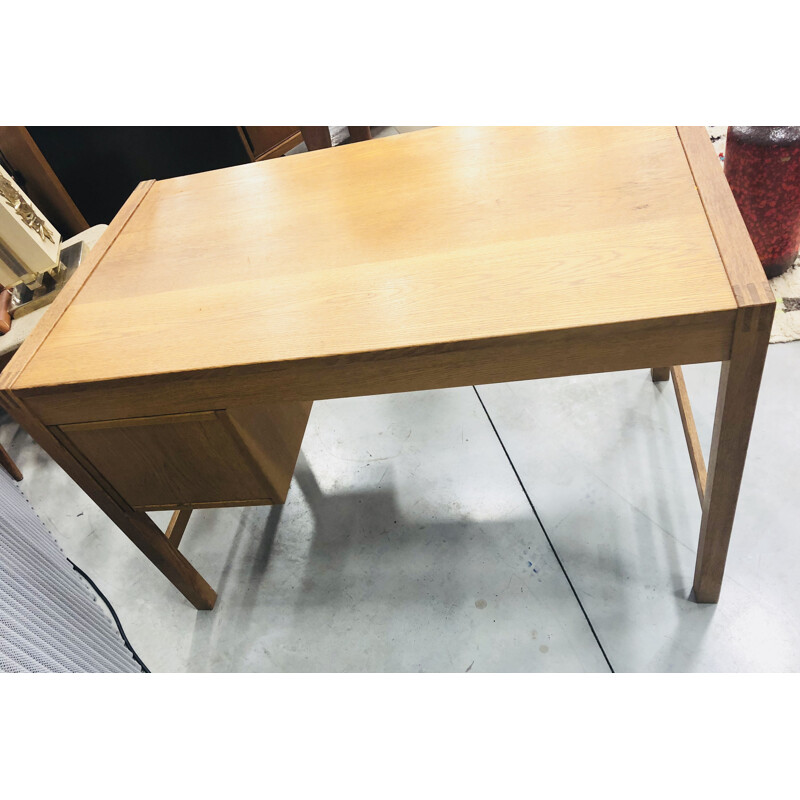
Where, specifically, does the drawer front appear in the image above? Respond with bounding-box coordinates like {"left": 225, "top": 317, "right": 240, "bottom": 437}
{"left": 59, "top": 410, "right": 273, "bottom": 511}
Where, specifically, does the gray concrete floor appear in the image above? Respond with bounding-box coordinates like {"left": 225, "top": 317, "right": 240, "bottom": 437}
{"left": 1, "top": 339, "right": 798, "bottom": 671}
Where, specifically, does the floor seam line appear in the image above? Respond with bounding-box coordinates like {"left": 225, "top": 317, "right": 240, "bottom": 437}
{"left": 472, "top": 385, "right": 615, "bottom": 673}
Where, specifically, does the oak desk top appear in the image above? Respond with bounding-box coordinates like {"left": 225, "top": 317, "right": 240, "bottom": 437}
{"left": 10, "top": 126, "right": 737, "bottom": 399}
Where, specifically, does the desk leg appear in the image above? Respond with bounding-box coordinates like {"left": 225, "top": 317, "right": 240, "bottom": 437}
{"left": 650, "top": 367, "right": 670, "bottom": 382}
{"left": 118, "top": 510, "right": 217, "bottom": 611}
{"left": 0, "top": 393, "right": 217, "bottom": 611}
{"left": 693, "top": 304, "right": 772, "bottom": 603}
{"left": 0, "top": 442, "right": 22, "bottom": 480}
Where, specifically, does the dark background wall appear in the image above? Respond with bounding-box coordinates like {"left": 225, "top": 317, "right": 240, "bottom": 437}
{"left": 28, "top": 127, "right": 249, "bottom": 227}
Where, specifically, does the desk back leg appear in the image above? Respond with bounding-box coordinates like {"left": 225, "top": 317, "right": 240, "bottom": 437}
{"left": 693, "top": 304, "right": 772, "bottom": 602}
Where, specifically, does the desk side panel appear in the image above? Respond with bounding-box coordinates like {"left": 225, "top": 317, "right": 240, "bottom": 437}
{"left": 57, "top": 411, "right": 277, "bottom": 510}
{"left": 18, "top": 310, "right": 736, "bottom": 427}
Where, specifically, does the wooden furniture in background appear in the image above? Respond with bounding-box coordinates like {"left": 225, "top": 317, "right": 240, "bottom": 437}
{"left": 0, "top": 127, "right": 774, "bottom": 611}
{"left": 240, "top": 127, "right": 374, "bottom": 160}
{"left": 238, "top": 126, "right": 304, "bottom": 161}
{"left": 299, "top": 126, "right": 332, "bottom": 151}
{"left": 0, "top": 126, "right": 89, "bottom": 238}
{"left": 6, "top": 126, "right": 374, "bottom": 228}
{"left": 18, "top": 127, "right": 252, "bottom": 227}
{"left": 300, "top": 126, "right": 373, "bottom": 151}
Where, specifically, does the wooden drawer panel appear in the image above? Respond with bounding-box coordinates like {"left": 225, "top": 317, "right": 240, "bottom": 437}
{"left": 59, "top": 410, "right": 273, "bottom": 510}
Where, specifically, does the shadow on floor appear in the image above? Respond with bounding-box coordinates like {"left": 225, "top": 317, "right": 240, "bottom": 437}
{"left": 184, "top": 445, "right": 712, "bottom": 672}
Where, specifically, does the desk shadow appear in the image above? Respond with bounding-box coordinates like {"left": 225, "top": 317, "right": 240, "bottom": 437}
{"left": 185, "top": 502, "right": 284, "bottom": 671}
{"left": 185, "top": 452, "right": 599, "bottom": 671}
{"left": 184, "top": 378, "right": 720, "bottom": 673}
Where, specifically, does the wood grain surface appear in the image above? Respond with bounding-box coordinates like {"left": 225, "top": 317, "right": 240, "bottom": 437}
{"left": 694, "top": 301, "right": 774, "bottom": 602}
{"left": 59, "top": 411, "right": 274, "bottom": 510}
{"left": 0, "top": 388, "right": 217, "bottom": 608}
{"left": 165, "top": 508, "right": 192, "bottom": 548}
{"left": 670, "top": 364, "right": 707, "bottom": 504}
{"left": 0, "top": 180, "right": 155, "bottom": 392}
{"left": 12, "top": 127, "right": 736, "bottom": 393}
{"left": 16, "top": 310, "right": 735, "bottom": 426}
{"left": 677, "top": 126, "right": 774, "bottom": 309}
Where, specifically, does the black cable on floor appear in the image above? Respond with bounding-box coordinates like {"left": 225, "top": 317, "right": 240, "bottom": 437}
{"left": 67, "top": 558, "right": 150, "bottom": 673}
{"left": 472, "top": 385, "right": 615, "bottom": 673}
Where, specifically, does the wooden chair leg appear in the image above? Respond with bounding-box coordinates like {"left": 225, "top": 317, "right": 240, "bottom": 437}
{"left": 0, "top": 442, "right": 22, "bottom": 480}
{"left": 300, "top": 126, "right": 332, "bottom": 151}
{"left": 348, "top": 126, "right": 372, "bottom": 143}
{"left": 651, "top": 367, "right": 670, "bottom": 382}
{"left": 693, "top": 304, "right": 772, "bottom": 603}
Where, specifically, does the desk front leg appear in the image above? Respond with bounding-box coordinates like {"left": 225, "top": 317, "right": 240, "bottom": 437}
{"left": 0, "top": 393, "right": 217, "bottom": 610}
{"left": 693, "top": 303, "right": 772, "bottom": 603}
{"left": 116, "top": 509, "right": 216, "bottom": 610}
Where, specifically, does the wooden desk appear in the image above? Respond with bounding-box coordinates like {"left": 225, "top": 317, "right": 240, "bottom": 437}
{"left": 0, "top": 127, "right": 774, "bottom": 611}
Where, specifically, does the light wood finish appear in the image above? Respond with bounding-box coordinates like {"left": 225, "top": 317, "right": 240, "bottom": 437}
{"left": 670, "top": 365, "right": 707, "bottom": 505}
{"left": 650, "top": 367, "right": 670, "bottom": 382}
{"left": 0, "top": 126, "right": 89, "bottom": 237}
{"left": 0, "top": 391, "right": 216, "bottom": 609}
{"left": 54, "top": 401, "right": 311, "bottom": 511}
{"left": 13, "top": 127, "right": 735, "bottom": 392}
{"left": 18, "top": 310, "right": 735, "bottom": 427}
{"left": 59, "top": 411, "right": 274, "bottom": 510}
{"left": 165, "top": 508, "right": 192, "bottom": 548}
{"left": 677, "top": 126, "right": 773, "bottom": 309}
{"left": 0, "top": 180, "right": 155, "bottom": 390}
{"left": 677, "top": 126, "right": 776, "bottom": 602}
{"left": 0, "top": 127, "right": 773, "bottom": 611}
{"left": 0, "top": 443, "right": 22, "bottom": 481}
{"left": 693, "top": 303, "right": 773, "bottom": 602}
{"left": 226, "top": 400, "right": 312, "bottom": 503}
{"left": 0, "top": 181, "right": 217, "bottom": 609}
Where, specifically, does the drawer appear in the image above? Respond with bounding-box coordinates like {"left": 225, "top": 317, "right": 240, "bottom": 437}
{"left": 57, "top": 402, "right": 311, "bottom": 511}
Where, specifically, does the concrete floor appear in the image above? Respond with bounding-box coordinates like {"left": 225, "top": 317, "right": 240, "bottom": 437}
{"left": 1, "top": 338, "right": 798, "bottom": 672}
